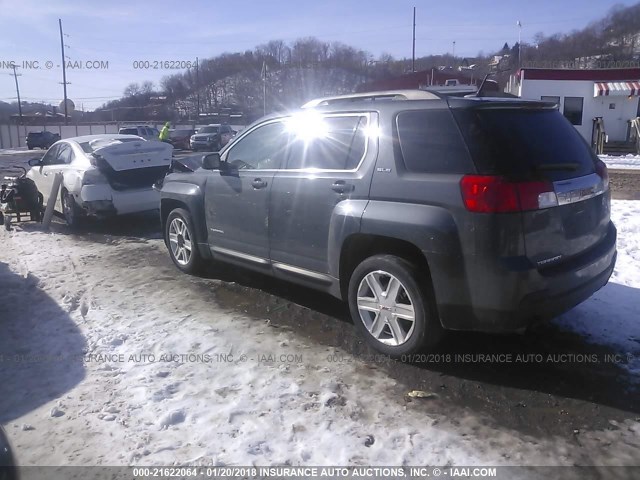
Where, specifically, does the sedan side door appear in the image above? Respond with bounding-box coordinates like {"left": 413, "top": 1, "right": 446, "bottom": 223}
{"left": 40, "top": 143, "right": 76, "bottom": 210}
{"left": 30, "top": 144, "right": 61, "bottom": 205}
{"left": 204, "top": 119, "right": 289, "bottom": 268}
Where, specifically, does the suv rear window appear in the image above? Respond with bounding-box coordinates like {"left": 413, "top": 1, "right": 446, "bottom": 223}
{"left": 453, "top": 108, "right": 596, "bottom": 181}
{"left": 119, "top": 128, "right": 137, "bottom": 135}
{"left": 395, "top": 109, "right": 472, "bottom": 174}
{"left": 198, "top": 126, "right": 219, "bottom": 134}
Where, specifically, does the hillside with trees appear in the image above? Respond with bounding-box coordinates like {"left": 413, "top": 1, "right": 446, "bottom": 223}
{"left": 6, "top": 3, "right": 640, "bottom": 124}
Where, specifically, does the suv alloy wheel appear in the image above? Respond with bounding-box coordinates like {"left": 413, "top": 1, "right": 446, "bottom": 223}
{"left": 348, "top": 255, "right": 443, "bottom": 357}
{"left": 166, "top": 208, "right": 202, "bottom": 274}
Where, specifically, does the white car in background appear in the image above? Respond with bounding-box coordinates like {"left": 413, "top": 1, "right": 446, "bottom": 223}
{"left": 26, "top": 134, "right": 173, "bottom": 226}
{"left": 118, "top": 125, "right": 161, "bottom": 141}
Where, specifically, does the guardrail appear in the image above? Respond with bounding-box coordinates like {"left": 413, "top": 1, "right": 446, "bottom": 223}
{"left": 0, "top": 122, "right": 246, "bottom": 150}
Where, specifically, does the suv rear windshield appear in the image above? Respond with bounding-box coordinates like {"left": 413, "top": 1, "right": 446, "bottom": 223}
{"left": 197, "top": 126, "right": 219, "bottom": 134}
{"left": 452, "top": 108, "right": 597, "bottom": 181}
{"left": 119, "top": 128, "right": 138, "bottom": 135}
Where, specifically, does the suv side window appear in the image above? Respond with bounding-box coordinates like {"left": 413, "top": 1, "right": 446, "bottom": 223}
{"left": 396, "top": 109, "right": 471, "bottom": 174}
{"left": 286, "top": 115, "right": 367, "bottom": 170}
{"left": 225, "top": 121, "right": 288, "bottom": 170}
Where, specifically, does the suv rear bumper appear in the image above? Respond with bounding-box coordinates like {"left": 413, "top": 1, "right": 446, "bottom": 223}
{"left": 439, "top": 221, "right": 617, "bottom": 332}
{"left": 190, "top": 140, "right": 216, "bottom": 150}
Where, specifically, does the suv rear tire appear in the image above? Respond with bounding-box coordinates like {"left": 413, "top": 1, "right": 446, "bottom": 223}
{"left": 166, "top": 208, "right": 202, "bottom": 274}
{"left": 348, "top": 254, "right": 443, "bottom": 357}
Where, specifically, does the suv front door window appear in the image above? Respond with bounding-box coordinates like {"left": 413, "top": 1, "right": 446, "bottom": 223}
{"left": 225, "top": 122, "right": 288, "bottom": 170}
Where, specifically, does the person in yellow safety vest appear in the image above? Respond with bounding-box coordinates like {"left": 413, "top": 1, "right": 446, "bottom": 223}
{"left": 159, "top": 122, "right": 170, "bottom": 142}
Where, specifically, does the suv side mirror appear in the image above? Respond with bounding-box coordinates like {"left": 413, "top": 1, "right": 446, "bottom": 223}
{"left": 28, "top": 158, "right": 42, "bottom": 167}
{"left": 202, "top": 153, "right": 222, "bottom": 170}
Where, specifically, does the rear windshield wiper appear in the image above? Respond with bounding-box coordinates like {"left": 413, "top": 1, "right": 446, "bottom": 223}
{"left": 533, "top": 163, "right": 580, "bottom": 171}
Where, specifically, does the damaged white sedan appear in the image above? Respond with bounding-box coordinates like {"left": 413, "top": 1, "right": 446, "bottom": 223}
{"left": 26, "top": 134, "right": 173, "bottom": 226}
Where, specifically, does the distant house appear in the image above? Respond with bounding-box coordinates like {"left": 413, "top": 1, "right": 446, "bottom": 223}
{"left": 506, "top": 68, "right": 640, "bottom": 145}
{"left": 356, "top": 68, "right": 480, "bottom": 93}
{"left": 9, "top": 111, "right": 67, "bottom": 124}
{"left": 489, "top": 55, "right": 511, "bottom": 71}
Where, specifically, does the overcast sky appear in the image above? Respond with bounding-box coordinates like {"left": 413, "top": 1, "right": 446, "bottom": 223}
{"left": 0, "top": 0, "right": 637, "bottom": 110}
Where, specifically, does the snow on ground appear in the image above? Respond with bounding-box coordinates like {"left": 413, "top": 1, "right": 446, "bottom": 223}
{"left": 554, "top": 200, "right": 640, "bottom": 377}
{"left": 0, "top": 148, "right": 30, "bottom": 155}
{"left": 599, "top": 154, "right": 640, "bottom": 170}
{"left": 1, "top": 202, "right": 640, "bottom": 468}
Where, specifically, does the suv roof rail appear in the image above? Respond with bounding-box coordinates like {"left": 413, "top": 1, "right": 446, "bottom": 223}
{"left": 301, "top": 89, "right": 440, "bottom": 108}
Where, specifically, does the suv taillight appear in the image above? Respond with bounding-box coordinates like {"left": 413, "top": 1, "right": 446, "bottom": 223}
{"left": 595, "top": 159, "right": 609, "bottom": 190}
{"left": 460, "top": 175, "right": 558, "bottom": 213}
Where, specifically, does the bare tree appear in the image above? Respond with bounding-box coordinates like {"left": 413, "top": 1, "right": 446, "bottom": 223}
{"left": 123, "top": 83, "right": 140, "bottom": 97}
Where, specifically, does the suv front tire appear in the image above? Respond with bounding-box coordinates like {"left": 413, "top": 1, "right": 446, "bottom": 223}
{"left": 348, "top": 254, "right": 443, "bottom": 357}
{"left": 166, "top": 208, "right": 202, "bottom": 274}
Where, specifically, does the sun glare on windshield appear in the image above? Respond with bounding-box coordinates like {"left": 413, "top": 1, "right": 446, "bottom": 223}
{"left": 285, "top": 111, "right": 329, "bottom": 141}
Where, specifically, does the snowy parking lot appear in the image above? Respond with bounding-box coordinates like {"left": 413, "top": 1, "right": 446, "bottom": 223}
{"left": 0, "top": 154, "right": 639, "bottom": 471}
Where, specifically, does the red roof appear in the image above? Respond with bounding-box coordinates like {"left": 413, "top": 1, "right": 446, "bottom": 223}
{"left": 521, "top": 68, "right": 640, "bottom": 81}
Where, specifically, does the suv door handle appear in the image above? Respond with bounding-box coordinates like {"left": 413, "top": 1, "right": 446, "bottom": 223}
{"left": 331, "top": 181, "right": 354, "bottom": 194}
{"left": 252, "top": 178, "right": 268, "bottom": 189}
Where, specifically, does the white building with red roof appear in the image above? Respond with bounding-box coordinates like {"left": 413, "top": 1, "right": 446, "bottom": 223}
{"left": 507, "top": 68, "right": 640, "bottom": 149}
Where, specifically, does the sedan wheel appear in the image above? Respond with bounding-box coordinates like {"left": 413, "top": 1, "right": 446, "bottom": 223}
{"left": 62, "top": 190, "right": 82, "bottom": 228}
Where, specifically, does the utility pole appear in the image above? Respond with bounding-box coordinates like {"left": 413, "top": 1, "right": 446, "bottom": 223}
{"left": 262, "top": 60, "right": 267, "bottom": 116}
{"left": 412, "top": 7, "right": 416, "bottom": 72}
{"left": 517, "top": 20, "right": 522, "bottom": 69}
{"left": 195, "top": 57, "right": 200, "bottom": 121}
{"left": 59, "top": 18, "right": 69, "bottom": 125}
{"left": 10, "top": 64, "right": 23, "bottom": 125}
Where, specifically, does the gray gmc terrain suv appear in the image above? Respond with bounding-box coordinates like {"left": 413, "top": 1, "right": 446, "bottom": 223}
{"left": 159, "top": 90, "right": 617, "bottom": 357}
